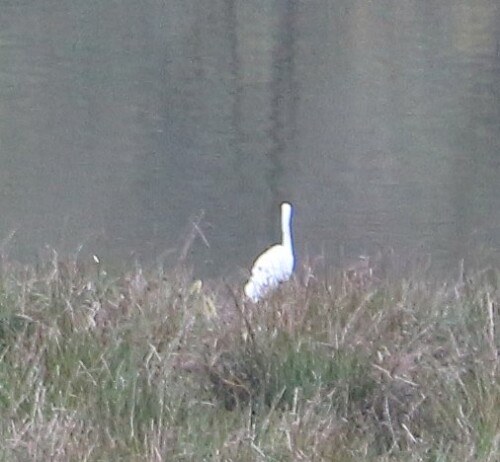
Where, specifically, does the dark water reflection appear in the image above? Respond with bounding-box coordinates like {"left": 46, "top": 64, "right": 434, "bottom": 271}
{"left": 1, "top": 0, "right": 499, "bottom": 277}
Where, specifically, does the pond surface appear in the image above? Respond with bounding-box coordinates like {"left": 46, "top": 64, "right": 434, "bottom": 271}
{"left": 1, "top": 0, "right": 500, "bottom": 277}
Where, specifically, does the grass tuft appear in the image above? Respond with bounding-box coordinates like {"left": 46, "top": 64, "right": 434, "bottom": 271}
{"left": 0, "top": 248, "right": 499, "bottom": 460}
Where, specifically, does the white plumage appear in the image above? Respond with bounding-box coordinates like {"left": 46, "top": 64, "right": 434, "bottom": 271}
{"left": 244, "top": 202, "right": 295, "bottom": 302}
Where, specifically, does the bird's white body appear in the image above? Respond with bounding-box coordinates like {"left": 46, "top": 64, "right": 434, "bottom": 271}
{"left": 244, "top": 202, "right": 295, "bottom": 302}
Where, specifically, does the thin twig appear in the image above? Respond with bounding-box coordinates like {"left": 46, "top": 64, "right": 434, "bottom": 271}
{"left": 178, "top": 210, "right": 209, "bottom": 263}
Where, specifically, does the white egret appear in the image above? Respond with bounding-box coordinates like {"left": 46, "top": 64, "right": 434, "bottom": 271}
{"left": 244, "top": 202, "right": 295, "bottom": 302}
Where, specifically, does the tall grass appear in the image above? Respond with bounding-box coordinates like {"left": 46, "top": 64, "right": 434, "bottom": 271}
{"left": 0, "top": 248, "right": 499, "bottom": 461}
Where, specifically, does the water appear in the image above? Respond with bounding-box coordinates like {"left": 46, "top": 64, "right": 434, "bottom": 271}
{"left": 1, "top": 0, "right": 499, "bottom": 277}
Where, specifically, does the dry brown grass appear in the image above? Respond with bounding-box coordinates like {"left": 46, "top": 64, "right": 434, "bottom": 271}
{"left": 0, "top": 247, "right": 499, "bottom": 460}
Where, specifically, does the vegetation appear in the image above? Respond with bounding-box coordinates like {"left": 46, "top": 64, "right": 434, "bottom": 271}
{"left": 0, "top": 247, "right": 499, "bottom": 461}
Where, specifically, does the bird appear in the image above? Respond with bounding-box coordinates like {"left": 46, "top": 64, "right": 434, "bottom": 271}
{"left": 244, "top": 202, "right": 295, "bottom": 302}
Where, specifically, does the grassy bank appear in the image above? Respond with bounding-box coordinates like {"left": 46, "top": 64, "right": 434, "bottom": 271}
{"left": 0, "top": 250, "right": 499, "bottom": 461}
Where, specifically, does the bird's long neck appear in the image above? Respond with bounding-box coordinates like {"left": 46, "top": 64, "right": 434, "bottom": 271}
{"left": 281, "top": 204, "right": 293, "bottom": 253}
